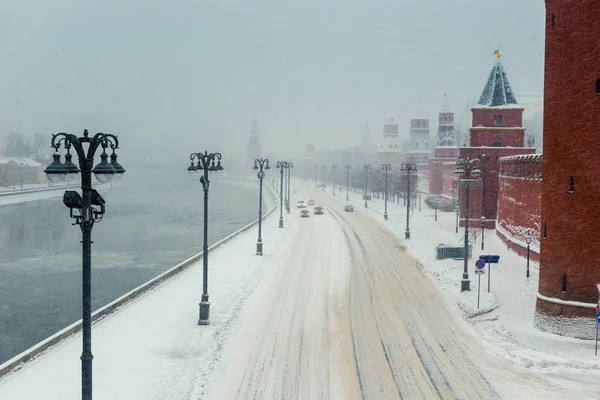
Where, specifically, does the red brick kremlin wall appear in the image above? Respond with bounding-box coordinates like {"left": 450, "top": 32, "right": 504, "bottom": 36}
{"left": 496, "top": 154, "right": 542, "bottom": 261}
{"left": 535, "top": 0, "right": 600, "bottom": 339}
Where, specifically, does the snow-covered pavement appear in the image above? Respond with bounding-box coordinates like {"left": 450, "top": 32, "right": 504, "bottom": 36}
{"left": 1, "top": 181, "right": 598, "bottom": 399}
{"left": 0, "top": 203, "right": 293, "bottom": 400}
{"left": 208, "top": 184, "right": 592, "bottom": 399}
{"left": 301, "top": 182, "right": 600, "bottom": 398}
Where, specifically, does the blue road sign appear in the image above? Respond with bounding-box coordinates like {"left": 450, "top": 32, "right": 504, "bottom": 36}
{"left": 475, "top": 259, "right": 485, "bottom": 270}
{"left": 596, "top": 311, "right": 600, "bottom": 324}
{"left": 479, "top": 254, "right": 500, "bottom": 264}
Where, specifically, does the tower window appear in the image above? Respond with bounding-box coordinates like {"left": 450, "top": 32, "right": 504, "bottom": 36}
{"left": 596, "top": 78, "right": 600, "bottom": 95}
{"left": 492, "top": 141, "right": 502, "bottom": 147}
{"left": 551, "top": 13, "right": 555, "bottom": 26}
{"left": 561, "top": 274, "right": 567, "bottom": 293}
{"left": 493, "top": 114, "right": 503, "bottom": 126}
{"left": 568, "top": 176, "right": 574, "bottom": 193}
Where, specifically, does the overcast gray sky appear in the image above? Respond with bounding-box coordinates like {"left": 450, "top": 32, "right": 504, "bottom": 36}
{"left": 0, "top": 0, "right": 545, "bottom": 163}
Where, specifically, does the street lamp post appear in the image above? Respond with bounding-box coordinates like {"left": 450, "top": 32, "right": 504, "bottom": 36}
{"left": 382, "top": 164, "right": 391, "bottom": 220}
{"left": 18, "top": 158, "right": 28, "bottom": 190}
{"left": 434, "top": 197, "right": 438, "bottom": 222}
{"left": 526, "top": 235, "right": 532, "bottom": 278}
{"left": 319, "top": 164, "right": 326, "bottom": 191}
{"left": 481, "top": 216, "right": 486, "bottom": 250}
{"left": 253, "top": 158, "right": 270, "bottom": 255}
{"left": 401, "top": 162, "right": 417, "bottom": 239}
{"left": 455, "top": 205, "right": 459, "bottom": 233}
{"left": 363, "top": 164, "right": 371, "bottom": 208}
{"left": 285, "top": 162, "right": 293, "bottom": 214}
{"left": 314, "top": 165, "right": 318, "bottom": 189}
{"left": 187, "top": 151, "right": 224, "bottom": 325}
{"left": 344, "top": 164, "right": 351, "bottom": 201}
{"left": 332, "top": 164, "right": 337, "bottom": 195}
{"left": 44, "top": 129, "right": 125, "bottom": 400}
{"left": 455, "top": 156, "right": 482, "bottom": 292}
{"left": 276, "top": 161, "right": 287, "bottom": 228}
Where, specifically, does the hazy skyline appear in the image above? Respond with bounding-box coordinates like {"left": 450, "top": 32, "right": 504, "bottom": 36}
{"left": 0, "top": 0, "right": 545, "bottom": 162}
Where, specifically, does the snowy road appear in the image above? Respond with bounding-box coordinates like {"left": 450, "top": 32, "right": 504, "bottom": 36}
{"left": 209, "top": 191, "right": 582, "bottom": 400}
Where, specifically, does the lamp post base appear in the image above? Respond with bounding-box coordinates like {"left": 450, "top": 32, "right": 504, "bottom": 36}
{"left": 198, "top": 300, "right": 210, "bottom": 325}
{"left": 461, "top": 279, "right": 471, "bottom": 292}
{"left": 384, "top": 212, "right": 388, "bottom": 220}
{"left": 364, "top": 201, "right": 367, "bottom": 208}
{"left": 405, "top": 229, "right": 410, "bottom": 239}
{"left": 256, "top": 241, "right": 263, "bottom": 256}
{"left": 279, "top": 218, "right": 283, "bottom": 228}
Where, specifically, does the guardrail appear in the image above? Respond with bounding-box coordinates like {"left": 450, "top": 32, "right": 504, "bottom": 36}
{"left": 0, "top": 184, "right": 81, "bottom": 197}
{"left": 0, "top": 182, "right": 277, "bottom": 379}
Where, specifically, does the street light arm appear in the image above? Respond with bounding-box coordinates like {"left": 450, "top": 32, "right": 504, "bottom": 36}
{"left": 50, "top": 131, "right": 118, "bottom": 168}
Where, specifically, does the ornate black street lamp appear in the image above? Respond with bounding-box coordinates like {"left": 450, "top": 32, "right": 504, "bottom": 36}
{"left": 363, "top": 164, "right": 371, "bottom": 208}
{"left": 253, "top": 158, "right": 270, "bottom": 255}
{"left": 44, "top": 129, "right": 125, "bottom": 400}
{"left": 314, "top": 165, "right": 318, "bottom": 188}
{"left": 455, "top": 156, "right": 482, "bottom": 292}
{"left": 344, "top": 164, "right": 351, "bottom": 201}
{"left": 400, "top": 162, "right": 417, "bottom": 239}
{"left": 332, "top": 164, "right": 337, "bottom": 195}
{"left": 434, "top": 197, "right": 439, "bottom": 222}
{"left": 525, "top": 234, "right": 532, "bottom": 278}
{"left": 276, "top": 161, "right": 288, "bottom": 228}
{"left": 187, "top": 151, "right": 224, "bottom": 325}
{"left": 382, "top": 163, "right": 392, "bottom": 220}
{"left": 286, "top": 162, "right": 293, "bottom": 213}
{"left": 481, "top": 216, "right": 486, "bottom": 250}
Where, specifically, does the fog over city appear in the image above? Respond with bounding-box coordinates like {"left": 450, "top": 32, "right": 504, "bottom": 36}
{"left": 6, "top": 1, "right": 598, "bottom": 399}
{"left": 1, "top": 0, "right": 544, "bottom": 163}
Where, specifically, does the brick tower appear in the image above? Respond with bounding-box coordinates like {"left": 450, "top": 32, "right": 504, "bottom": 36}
{"left": 457, "top": 55, "right": 535, "bottom": 228}
{"left": 534, "top": 0, "right": 600, "bottom": 338}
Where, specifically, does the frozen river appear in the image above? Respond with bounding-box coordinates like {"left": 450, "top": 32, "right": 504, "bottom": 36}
{"left": 0, "top": 164, "right": 265, "bottom": 364}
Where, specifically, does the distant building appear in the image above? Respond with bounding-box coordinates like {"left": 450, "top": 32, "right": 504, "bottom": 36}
{"left": 428, "top": 110, "right": 459, "bottom": 195}
{"left": 405, "top": 118, "right": 433, "bottom": 183}
{"left": 246, "top": 116, "right": 262, "bottom": 168}
{"left": 0, "top": 157, "right": 45, "bottom": 187}
{"left": 374, "top": 119, "right": 401, "bottom": 167}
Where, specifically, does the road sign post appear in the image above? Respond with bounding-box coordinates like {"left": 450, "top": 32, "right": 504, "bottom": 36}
{"left": 487, "top": 253, "right": 491, "bottom": 293}
{"left": 475, "top": 259, "right": 486, "bottom": 309}
{"left": 479, "top": 254, "right": 500, "bottom": 293}
{"left": 596, "top": 283, "right": 600, "bottom": 356}
{"left": 596, "top": 310, "right": 599, "bottom": 356}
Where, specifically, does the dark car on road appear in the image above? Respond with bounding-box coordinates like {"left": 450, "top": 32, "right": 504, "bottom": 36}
{"left": 344, "top": 204, "right": 354, "bottom": 212}
{"left": 314, "top": 206, "right": 324, "bottom": 215}
{"left": 300, "top": 209, "right": 310, "bottom": 218}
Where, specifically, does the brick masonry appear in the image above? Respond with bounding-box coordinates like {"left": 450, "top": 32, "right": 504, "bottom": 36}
{"left": 457, "top": 147, "right": 535, "bottom": 228}
{"left": 535, "top": 0, "right": 600, "bottom": 338}
{"left": 496, "top": 154, "right": 542, "bottom": 261}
